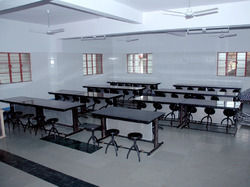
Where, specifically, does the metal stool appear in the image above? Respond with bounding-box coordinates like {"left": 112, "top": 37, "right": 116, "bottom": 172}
{"left": 164, "top": 104, "right": 180, "bottom": 126}
{"left": 21, "top": 114, "right": 35, "bottom": 133}
{"left": 220, "top": 88, "right": 227, "bottom": 92}
{"left": 33, "top": 115, "right": 46, "bottom": 135}
{"left": 201, "top": 108, "right": 215, "bottom": 130}
{"left": 105, "top": 129, "right": 120, "bottom": 156}
{"left": 83, "top": 123, "right": 100, "bottom": 150}
{"left": 208, "top": 88, "right": 215, "bottom": 91}
{"left": 10, "top": 111, "right": 23, "bottom": 131}
{"left": 47, "top": 118, "right": 59, "bottom": 137}
{"left": 221, "top": 109, "right": 236, "bottom": 133}
{"left": 186, "top": 105, "right": 197, "bottom": 127}
{"left": 127, "top": 132, "right": 143, "bottom": 162}
{"left": 137, "top": 101, "right": 147, "bottom": 110}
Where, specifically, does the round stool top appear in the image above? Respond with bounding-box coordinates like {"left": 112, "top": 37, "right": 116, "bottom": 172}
{"left": 169, "top": 104, "right": 179, "bottom": 111}
{"left": 46, "top": 118, "right": 58, "bottom": 124}
{"left": 223, "top": 109, "right": 236, "bottom": 117}
{"left": 83, "top": 123, "right": 100, "bottom": 131}
{"left": 187, "top": 106, "right": 197, "bottom": 113}
{"left": 128, "top": 132, "right": 143, "bottom": 140}
{"left": 22, "top": 113, "right": 34, "bottom": 118}
{"left": 107, "top": 129, "right": 119, "bottom": 136}
{"left": 204, "top": 108, "right": 215, "bottom": 115}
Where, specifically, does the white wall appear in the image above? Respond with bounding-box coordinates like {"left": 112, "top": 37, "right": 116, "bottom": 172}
{"left": 1, "top": 18, "right": 250, "bottom": 108}
{"left": 0, "top": 19, "right": 113, "bottom": 108}
{"left": 0, "top": 19, "right": 52, "bottom": 108}
{"left": 111, "top": 30, "right": 250, "bottom": 90}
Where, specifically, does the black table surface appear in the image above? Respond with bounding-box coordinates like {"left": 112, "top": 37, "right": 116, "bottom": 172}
{"left": 0, "top": 96, "right": 84, "bottom": 111}
{"left": 133, "top": 96, "right": 241, "bottom": 110}
{"left": 83, "top": 85, "right": 145, "bottom": 91}
{"left": 107, "top": 81, "right": 161, "bottom": 85}
{"left": 155, "top": 89, "right": 238, "bottom": 97}
{"left": 48, "top": 90, "right": 122, "bottom": 99}
{"left": 173, "top": 84, "right": 241, "bottom": 90}
{"left": 92, "top": 107, "right": 164, "bottom": 124}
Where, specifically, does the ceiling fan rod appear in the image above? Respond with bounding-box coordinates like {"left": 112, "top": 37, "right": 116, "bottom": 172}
{"left": 47, "top": 9, "right": 50, "bottom": 28}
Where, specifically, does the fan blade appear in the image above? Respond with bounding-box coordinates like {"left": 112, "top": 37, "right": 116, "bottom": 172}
{"left": 194, "top": 8, "right": 218, "bottom": 14}
{"left": 162, "top": 10, "right": 186, "bottom": 16}
{"left": 166, "top": 31, "right": 186, "bottom": 37}
{"left": 126, "top": 38, "right": 139, "bottom": 42}
{"left": 193, "top": 8, "right": 218, "bottom": 17}
{"left": 47, "top": 28, "right": 64, "bottom": 35}
{"left": 194, "top": 11, "right": 218, "bottom": 17}
{"left": 219, "top": 33, "right": 237, "bottom": 38}
{"left": 29, "top": 29, "right": 47, "bottom": 34}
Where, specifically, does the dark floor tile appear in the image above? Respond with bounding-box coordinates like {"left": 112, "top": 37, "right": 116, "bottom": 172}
{"left": 41, "top": 135, "right": 102, "bottom": 154}
{"left": 0, "top": 149, "right": 98, "bottom": 187}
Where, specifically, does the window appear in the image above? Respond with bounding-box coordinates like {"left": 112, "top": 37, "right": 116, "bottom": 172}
{"left": 82, "top": 54, "right": 103, "bottom": 75}
{"left": 217, "top": 52, "right": 250, "bottom": 77}
{"left": 0, "top": 52, "right": 32, "bottom": 84}
{"left": 127, "top": 53, "right": 152, "bottom": 74}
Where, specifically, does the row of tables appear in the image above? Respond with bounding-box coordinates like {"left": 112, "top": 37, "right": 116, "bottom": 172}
{"left": 0, "top": 81, "right": 242, "bottom": 155}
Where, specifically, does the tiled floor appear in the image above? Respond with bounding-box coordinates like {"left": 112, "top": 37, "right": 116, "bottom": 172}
{"left": 1, "top": 123, "right": 250, "bottom": 187}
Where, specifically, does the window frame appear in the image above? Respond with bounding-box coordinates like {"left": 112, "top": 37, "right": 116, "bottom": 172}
{"left": 0, "top": 52, "right": 32, "bottom": 84}
{"left": 127, "top": 53, "right": 152, "bottom": 74}
{"left": 82, "top": 53, "right": 103, "bottom": 76}
{"left": 217, "top": 52, "right": 249, "bottom": 77}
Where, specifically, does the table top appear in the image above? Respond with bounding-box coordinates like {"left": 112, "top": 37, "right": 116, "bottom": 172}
{"left": 83, "top": 84, "right": 145, "bottom": 91}
{"left": 173, "top": 84, "right": 241, "bottom": 90}
{"left": 107, "top": 81, "right": 161, "bottom": 85}
{"left": 133, "top": 96, "right": 241, "bottom": 110}
{"left": 155, "top": 89, "right": 238, "bottom": 98}
{"left": 92, "top": 107, "right": 164, "bottom": 124}
{"left": 0, "top": 96, "right": 83, "bottom": 111}
{"left": 48, "top": 90, "right": 122, "bottom": 99}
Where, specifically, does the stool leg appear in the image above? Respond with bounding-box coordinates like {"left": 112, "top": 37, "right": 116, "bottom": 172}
{"left": 126, "top": 145, "right": 134, "bottom": 159}
{"left": 112, "top": 137, "right": 118, "bottom": 156}
{"left": 105, "top": 137, "right": 113, "bottom": 154}
{"left": 134, "top": 143, "right": 141, "bottom": 162}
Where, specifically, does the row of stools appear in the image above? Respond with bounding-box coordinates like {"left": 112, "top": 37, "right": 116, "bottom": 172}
{"left": 175, "top": 86, "right": 240, "bottom": 93}
{"left": 85, "top": 123, "right": 143, "bottom": 162}
{"left": 4, "top": 111, "right": 59, "bottom": 136}
{"left": 136, "top": 95, "right": 236, "bottom": 132}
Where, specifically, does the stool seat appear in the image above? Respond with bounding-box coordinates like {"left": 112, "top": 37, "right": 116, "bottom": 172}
{"left": 204, "top": 108, "right": 215, "bottom": 115}
{"left": 106, "top": 129, "right": 119, "bottom": 136}
{"left": 83, "top": 123, "right": 100, "bottom": 131}
{"left": 128, "top": 132, "right": 143, "bottom": 140}
{"left": 223, "top": 109, "right": 236, "bottom": 117}
{"left": 46, "top": 118, "right": 58, "bottom": 124}
{"left": 22, "top": 114, "right": 34, "bottom": 118}
{"left": 169, "top": 103, "right": 179, "bottom": 111}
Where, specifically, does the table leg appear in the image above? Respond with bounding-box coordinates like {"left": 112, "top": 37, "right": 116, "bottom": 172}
{"left": 36, "top": 107, "right": 44, "bottom": 117}
{"left": 148, "top": 118, "right": 163, "bottom": 155}
{"left": 72, "top": 108, "right": 78, "bottom": 131}
{"left": 101, "top": 117, "right": 106, "bottom": 138}
{"left": 153, "top": 119, "right": 159, "bottom": 147}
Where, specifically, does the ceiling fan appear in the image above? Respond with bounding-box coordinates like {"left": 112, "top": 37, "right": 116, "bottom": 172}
{"left": 30, "top": 9, "right": 64, "bottom": 35}
{"left": 116, "top": 37, "right": 139, "bottom": 42}
{"left": 218, "top": 33, "right": 237, "bottom": 38}
{"left": 162, "top": 0, "right": 218, "bottom": 19}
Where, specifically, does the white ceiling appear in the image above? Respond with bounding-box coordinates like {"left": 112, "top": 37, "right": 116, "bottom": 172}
{"left": 0, "top": 0, "right": 249, "bottom": 25}
{"left": 0, "top": 4, "right": 100, "bottom": 25}
{"left": 114, "top": 0, "right": 250, "bottom": 11}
